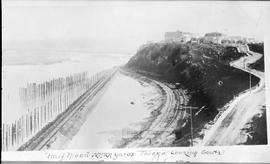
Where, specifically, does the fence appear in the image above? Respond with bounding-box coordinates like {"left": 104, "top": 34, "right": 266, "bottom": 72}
{"left": 2, "top": 68, "right": 117, "bottom": 151}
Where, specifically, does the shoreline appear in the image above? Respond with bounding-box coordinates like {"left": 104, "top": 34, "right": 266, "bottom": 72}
{"left": 16, "top": 68, "right": 118, "bottom": 151}
{"left": 115, "top": 69, "right": 167, "bottom": 148}
{"left": 117, "top": 68, "right": 187, "bottom": 148}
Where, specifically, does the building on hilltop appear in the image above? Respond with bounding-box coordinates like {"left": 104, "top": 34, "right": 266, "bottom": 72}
{"left": 164, "top": 31, "right": 260, "bottom": 45}
{"left": 205, "top": 32, "right": 223, "bottom": 37}
{"left": 220, "top": 36, "right": 258, "bottom": 45}
{"left": 202, "top": 32, "right": 225, "bottom": 44}
{"left": 164, "top": 31, "right": 199, "bottom": 43}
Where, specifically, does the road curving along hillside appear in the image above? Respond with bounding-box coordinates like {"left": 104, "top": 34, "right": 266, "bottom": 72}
{"left": 201, "top": 48, "right": 265, "bottom": 146}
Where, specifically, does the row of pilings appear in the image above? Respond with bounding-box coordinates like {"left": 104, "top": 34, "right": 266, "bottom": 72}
{"left": 1, "top": 68, "right": 117, "bottom": 151}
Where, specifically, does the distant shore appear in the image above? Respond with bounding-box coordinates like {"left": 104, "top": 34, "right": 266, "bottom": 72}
{"left": 3, "top": 49, "right": 131, "bottom": 66}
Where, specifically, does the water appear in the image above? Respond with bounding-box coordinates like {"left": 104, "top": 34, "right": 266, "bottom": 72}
{"left": 2, "top": 50, "right": 162, "bottom": 150}
{"left": 2, "top": 51, "right": 131, "bottom": 123}
{"left": 66, "top": 73, "right": 160, "bottom": 149}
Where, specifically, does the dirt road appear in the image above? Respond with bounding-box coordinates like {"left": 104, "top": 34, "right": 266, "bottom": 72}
{"left": 200, "top": 48, "right": 265, "bottom": 146}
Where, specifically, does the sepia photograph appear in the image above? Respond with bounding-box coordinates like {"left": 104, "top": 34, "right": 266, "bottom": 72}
{"left": 1, "top": 0, "right": 269, "bottom": 161}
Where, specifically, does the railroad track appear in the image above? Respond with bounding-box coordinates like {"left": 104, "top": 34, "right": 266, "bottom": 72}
{"left": 147, "top": 84, "right": 186, "bottom": 144}
{"left": 165, "top": 88, "right": 186, "bottom": 128}
{"left": 18, "top": 70, "right": 117, "bottom": 151}
{"left": 120, "top": 71, "right": 186, "bottom": 147}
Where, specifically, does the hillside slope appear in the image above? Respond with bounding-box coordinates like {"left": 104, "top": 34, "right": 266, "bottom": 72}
{"left": 126, "top": 42, "right": 260, "bottom": 143}
{"left": 248, "top": 43, "right": 264, "bottom": 71}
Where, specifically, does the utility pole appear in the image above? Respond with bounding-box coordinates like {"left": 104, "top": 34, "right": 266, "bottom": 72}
{"left": 184, "top": 98, "right": 198, "bottom": 147}
{"left": 190, "top": 107, "right": 193, "bottom": 146}
{"left": 181, "top": 91, "right": 206, "bottom": 147}
{"left": 249, "top": 72, "right": 252, "bottom": 91}
{"left": 187, "top": 106, "right": 198, "bottom": 147}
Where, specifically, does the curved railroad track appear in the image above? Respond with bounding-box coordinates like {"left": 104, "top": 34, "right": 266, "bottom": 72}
{"left": 121, "top": 71, "right": 187, "bottom": 148}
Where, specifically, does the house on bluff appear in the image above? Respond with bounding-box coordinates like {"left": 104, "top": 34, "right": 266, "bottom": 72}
{"left": 165, "top": 31, "right": 199, "bottom": 43}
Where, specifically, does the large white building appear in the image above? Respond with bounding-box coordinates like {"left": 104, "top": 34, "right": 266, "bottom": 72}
{"left": 202, "top": 32, "right": 225, "bottom": 44}
{"left": 164, "top": 31, "right": 259, "bottom": 45}
{"left": 164, "top": 31, "right": 199, "bottom": 43}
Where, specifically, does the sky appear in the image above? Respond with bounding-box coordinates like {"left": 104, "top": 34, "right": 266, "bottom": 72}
{"left": 2, "top": 1, "right": 268, "bottom": 54}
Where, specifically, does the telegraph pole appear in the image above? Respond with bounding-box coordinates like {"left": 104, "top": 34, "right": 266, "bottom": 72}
{"left": 187, "top": 106, "right": 198, "bottom": 147}
{"left": 249, "top": 72, "right": 252, "bottom": 91}
{"left": 184, "top": 98, "right": 198, "bottom": 147}
{"left": 190, "top": 107, "right": 193, "bottom": 146}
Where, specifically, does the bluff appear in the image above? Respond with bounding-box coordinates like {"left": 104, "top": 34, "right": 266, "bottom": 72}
{"left": 126, "top": 42, "right": 260, "bottom": 142}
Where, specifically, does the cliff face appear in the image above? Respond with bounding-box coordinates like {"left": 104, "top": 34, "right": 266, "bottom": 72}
{"left": 127, "top": 42, "right": 259, "bottom": 121}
